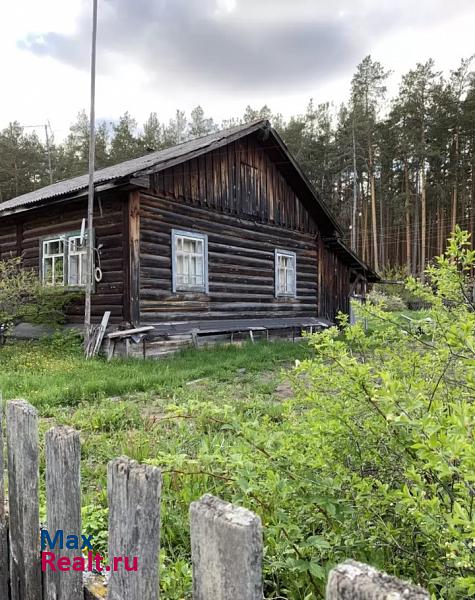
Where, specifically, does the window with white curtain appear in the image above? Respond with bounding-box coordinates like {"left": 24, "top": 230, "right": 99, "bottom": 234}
{"left": 275, "top": 249, "right": 296, "bottom": 297}
{"left": 172, "top": 230, "right": 208, "bottom": 293}
{"left": 67, "top": 235, "right": 88, "bottom": 286}
{"left": 41, "top": 231, "right": 90, "bottom": 288}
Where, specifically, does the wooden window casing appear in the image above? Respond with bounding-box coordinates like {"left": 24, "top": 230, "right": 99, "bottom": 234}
{"left": 171, "top": 229, "right": 209, "bottom": 293}
{"left": 275, "top": 249, "right": 297, "bottom": 298}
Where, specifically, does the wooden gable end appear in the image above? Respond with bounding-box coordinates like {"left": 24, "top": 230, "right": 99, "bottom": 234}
{"left": 149, "top": 133, "right": 317, "bottom": 234}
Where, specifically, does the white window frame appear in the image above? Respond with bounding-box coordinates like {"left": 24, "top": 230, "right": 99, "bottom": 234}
{"left": 275, "top": 249, "right": 297, "bottom": 298}
{"left": 42, "top": 237, "right": 66, "bottom": 287}
{"left": 41, "top": 231, "right": 91, "bottom": 289}
{"left": 171, "top": 229, "right": 209, "bottom": 293}
{"left": 67, "top": 235, "right": 88, "bottom": 287}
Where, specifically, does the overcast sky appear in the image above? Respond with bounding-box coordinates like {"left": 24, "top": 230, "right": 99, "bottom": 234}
{"left": 2, "top": 0, "right": 475, "bottom": 142}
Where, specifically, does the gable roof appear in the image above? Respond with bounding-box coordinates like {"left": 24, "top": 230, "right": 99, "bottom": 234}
{"left": 0, "top": 119, "right": 379, "bottom": 281}
{"left": 0, "top": 120, "right": 266, "bottom": 215}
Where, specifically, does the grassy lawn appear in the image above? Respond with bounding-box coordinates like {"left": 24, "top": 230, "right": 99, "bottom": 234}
{"left": 0, "top": 336, "right": 314, "bottom": 598}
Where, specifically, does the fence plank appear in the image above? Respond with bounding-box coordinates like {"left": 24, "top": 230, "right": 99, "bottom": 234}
{"left": 326, "top": 560, "right": 429, "bottom": 600}
{"left": 44, "top": 426, "right": 82, "bottom": 600}
{"left": 0, "top": 404, "right": 9, "bottom": 599}
{"left": 190, "top": 494, "right": 263, "bottom": 600}
{"left": 7, "top": 399, "right": 42, "bottom": 600}
{"left": 107, "top": 457, "right": 162, "bottom": 600}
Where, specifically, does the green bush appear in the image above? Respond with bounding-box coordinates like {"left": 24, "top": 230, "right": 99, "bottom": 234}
{"left": 366, "top": 289, "right": 407, "bottom": 311}
{"left": 0, "top": 256, "right": 81, "bottom": 328}
{"left": 289, "top": 228, "right": 475, "bottom": 597}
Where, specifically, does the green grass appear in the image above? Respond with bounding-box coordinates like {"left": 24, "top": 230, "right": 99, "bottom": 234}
{"left": 0, "top": 337, "right": 314, "bottom": 598}
{"left": 0, "top": 337, "right": 310, "bottom": 410}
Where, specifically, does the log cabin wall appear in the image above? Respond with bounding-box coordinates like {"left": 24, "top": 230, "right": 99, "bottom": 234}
{"left": 1, "top": 193, "right": 128, "bottom": 325}
{"left": 140, "top": 194, "right": 319, "bottom": 323}
{"left": 140, "top": 133, "right": 325, "bottom": 324}
{"left": 318, "top": 238, "right": 351, "bottom": 320}
{"left": 0, "top": 217, "right": 18, "bottom": 260}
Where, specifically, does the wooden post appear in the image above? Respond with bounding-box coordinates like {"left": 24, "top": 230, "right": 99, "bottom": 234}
{"left": 7, "top": 400, "right": 42, "bottom": 600}
{"left": 45, "top": 426, "right": 82, "bottom": 600}
{"left": 326, "top": 561, "right": 429, "bottom": 600}
{"left": 128, "top": 191, "right": 141, "bottom": 327}
{"left": 0, "top": 404, "right": 9, "bottom": 599}
{"left": 108, "top": 457, "right": 162, "bottom": 600}
{"left": 190, "top": 494, "right": 263, "bottom": 600}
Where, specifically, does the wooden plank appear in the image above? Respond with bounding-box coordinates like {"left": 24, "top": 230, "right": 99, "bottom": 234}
{"left": 107, "top": 325, "right": 154, "bottom": 339}
{"left": 108, "top": 458, "right": 162, "bottom": 600}
{"left": 0, "top": 404, "right": 9, "bottom": 600}
{"left": 44, "top": 427, "right": 82, "bottom": 600}
{"left": 7, "top": 400, "right": 41, "bottom": 600}
{"left": 190, "top": 494, "right": 263, "bottom": 600}
{"left": 326, "top": 560, "right": 429, "bottom": 599}
{"left": 129, "top": 191, "right": 141, "bottom": 325}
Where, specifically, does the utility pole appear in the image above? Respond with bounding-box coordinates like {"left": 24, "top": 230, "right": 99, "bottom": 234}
{"left": 84, "top": 0, "right": 98, "bottom": 347}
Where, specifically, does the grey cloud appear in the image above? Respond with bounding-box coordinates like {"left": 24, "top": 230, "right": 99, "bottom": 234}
{"left": 17, "top": 0, "right": 474, "bottom": 93}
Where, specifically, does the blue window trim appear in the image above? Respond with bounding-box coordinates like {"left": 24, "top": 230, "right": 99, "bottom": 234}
{"left": 171, "top": 229, "right": 209, "bottom": 294}
{"left": 274, "top": 249, "right": 297, "bottom": 298}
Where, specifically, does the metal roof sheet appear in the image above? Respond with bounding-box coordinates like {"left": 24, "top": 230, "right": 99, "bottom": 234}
{"left": 0, "top": 120, "right": 267, "bottom": 214}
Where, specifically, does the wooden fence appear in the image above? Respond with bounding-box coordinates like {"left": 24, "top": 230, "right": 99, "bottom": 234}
{"left": 0, "top": 399, "right": 429, "bottom": 600}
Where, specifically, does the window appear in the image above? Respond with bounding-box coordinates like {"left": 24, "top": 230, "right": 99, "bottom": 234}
{"left": 172, "top": 230, "right": 208, "bottom": 293}
{"left": 68, "top": 236, "right": 87, "bottom": 286}
{"left": 41, "top": 232, "right": 89, "bottom": 288}
{"left": 42, "top": 238, "right": 65, "bottom": 286}
{"left": 275, "top": 249, "right": 296, "bottom": 297}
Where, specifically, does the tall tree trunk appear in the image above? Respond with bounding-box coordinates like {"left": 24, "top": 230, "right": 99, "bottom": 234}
{"left": 471, "top": 141, "right": 475, "bottom": 246}
{"left": 379, "top": 177, "right": 385, "bottom": 269}
{"left": 361, "top": 183, "right": 368, "bottom": 263}
{"left": 451, "top": 131, "right": 459, "bottom": 233}
{"left": 404, "top": 161, "right": 412, "bottom": 274}
{"left": 412, "top": 169, "right": 419, "bottom": 276}
{"left": 369, "top": 144, "right": 379, "bottom": 271}
{"left": 436, "top": 201, "right": 442, "bottom": 256}
{"left": 351, "top": 118, "right": 358, "bottom": 251}
{"left": 420, "top": 163, "right": 427, "bottom": 280}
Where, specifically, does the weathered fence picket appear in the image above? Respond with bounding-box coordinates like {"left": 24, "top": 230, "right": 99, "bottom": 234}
{"left": 44, "top": 426, "right": 82, "bottom": 600}
{"left": 0, "top": 403, "right": 9, "bottom": 599}
{"left": 0, "top": 399, "right": 430, "bottom": 600}
{"left": 190, "top": 494, "right": 263, "bottom": 600}
{"left": 326, "top": 560, "right": 430, "bottom": 599}
{"left": 107, "top": 457, "right": 162, "bottom": 600}
{"left": 7, "top": 400, "right": 42, "bottom": 600}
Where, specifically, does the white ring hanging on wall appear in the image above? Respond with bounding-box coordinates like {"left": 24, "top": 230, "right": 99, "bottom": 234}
{"left": 94, "top": 267, "right": 103, "bottom": 283}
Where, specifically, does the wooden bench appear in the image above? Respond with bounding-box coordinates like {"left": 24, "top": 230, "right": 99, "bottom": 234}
{"left": 106, "top": 326, "right": 155, "bottom": 360}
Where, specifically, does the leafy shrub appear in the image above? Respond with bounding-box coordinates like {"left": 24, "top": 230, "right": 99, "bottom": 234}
{"left": 290, "top": 228, "right": 475, "bottom": 597}
{"left": 70, "top": 400, "right": 142, "bottom": 432}
{"left": 0, "top": 256, "right": 81, "bottom": 328}
{"left": 366, "top": 289, "right": 407, "bottom": 311}
{"left": 373, "top": 266, "right": 429, "bottom": 309}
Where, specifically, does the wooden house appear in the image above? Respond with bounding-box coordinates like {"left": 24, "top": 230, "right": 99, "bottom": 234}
{"left": 0, "top": 120, "right": 378, "bottom": 351}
